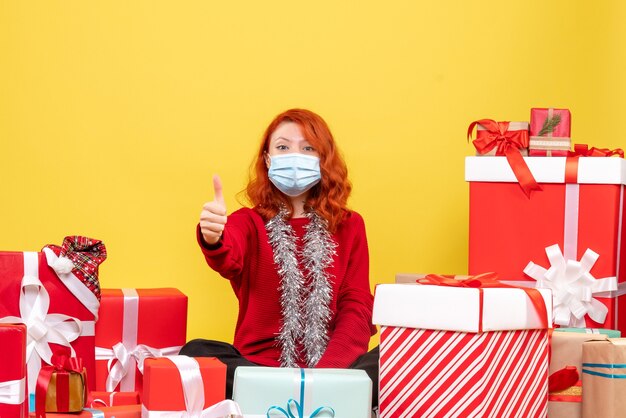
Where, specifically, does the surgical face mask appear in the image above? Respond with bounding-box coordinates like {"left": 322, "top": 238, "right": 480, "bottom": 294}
{"left": 267, "top": 153, "right": 322, "bottom": 197}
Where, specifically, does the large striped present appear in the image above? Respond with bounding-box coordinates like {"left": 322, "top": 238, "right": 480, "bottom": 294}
{"left": 373, "top": 280, "right": 552, "bottom": 418}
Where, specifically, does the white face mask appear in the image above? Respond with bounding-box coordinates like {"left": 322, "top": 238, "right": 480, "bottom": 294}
{"left": 268, "top": 153, "right": 322, "bottom": 197}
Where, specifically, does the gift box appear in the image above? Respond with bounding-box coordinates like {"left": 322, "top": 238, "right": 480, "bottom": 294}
{"left": 35, "top": 356, "right": 87, "bottom": 417}
{"left": 582, "top": 338, "right": 626, "bottom": 417}
{"left": 88, "top": 391, "right": 140, "bottom": 408}
{"left": 94, "top": 288, "right": 187, "bottom": 394}
{"left": 529, "top": 108, "right": 572, "bottom": 157}
{"left": 142, "top": 356, "right": 234, "bottom": 417}
{"left": 233, "top": 367, "right": 371, "bottom": 418}
{"left": 557, "top": 327, "right": 621, "bottom": 338}
{"left": 0, "top": 237, "right": 105, "bottom": 401}
{"left": 548, "top": 331, "right": 611, "bottom": 418}
{"left": 29, "top": 404, "right": 142, "bottom": 418}
{"left": 0, "top": 323, "right": 28, "bottom": 418}
{"left": 373, "top": 280, "right": 552, "bottom": 418}
{"left": 466, "top": 155, "right": 626, "bottom": 332}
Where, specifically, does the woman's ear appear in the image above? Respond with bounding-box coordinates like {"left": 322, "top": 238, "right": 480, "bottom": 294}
{"left": 264, "top": 152, "right": 271, "bottom": 169}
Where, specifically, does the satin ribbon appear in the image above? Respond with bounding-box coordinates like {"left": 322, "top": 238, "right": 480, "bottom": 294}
{"left": 35, "top": 355, "right": 86, "bottom": 418}
{"left": 468, "top": 119, "right": 541, "bottom": 197}
{"left": 548, "top": 365, "right": 579, "bottom": 393}
{"left": 0, "top": 377, "right": 26, "bottom": 405}
{"left": 266, "top": 369, "right": 336, "bottom": 418}
{"left": 42, "top": 248, "right": 100, "bottom": 320}
{"left": 417, "top": 272, "right": 549, "bottom": 332}
{"left": 569, "top": 144, "right": 624, "bottom": 158}
{"left": 0, "top": 252, "right": 91, "bottom": 395}
{"left": 142, "top": 356, "right": 242, "bottom": 417}
{"left": 582, "top": 362, "right": 626, "bottom": 379}
{"left": 94, "top": 288, "right": 182, "bottom": 391}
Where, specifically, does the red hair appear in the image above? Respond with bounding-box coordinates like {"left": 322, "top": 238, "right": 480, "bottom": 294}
{"left": 246, "top": 109, "right": 352, "bottom": 233}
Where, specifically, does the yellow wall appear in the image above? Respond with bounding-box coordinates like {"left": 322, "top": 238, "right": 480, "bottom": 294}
{"left": 1, "top": 1, "right": 624, "bottom": 346}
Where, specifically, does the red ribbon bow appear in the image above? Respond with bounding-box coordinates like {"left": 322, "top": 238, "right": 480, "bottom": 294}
{"left": 36, "top": 355, "right": 87, "bottom": 418}
{"left": 468, "top": 119, "right": 542, "bottom": 198}
{"left": 418, "top": 272, "right": 549, "bottom": 332}
{"left": 564, "top": 143, "right": 625, "bottom": 184}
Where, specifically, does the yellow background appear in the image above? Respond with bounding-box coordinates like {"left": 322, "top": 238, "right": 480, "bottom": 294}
{"left": 1, "top": 1, "right": 625, "bottom": 346}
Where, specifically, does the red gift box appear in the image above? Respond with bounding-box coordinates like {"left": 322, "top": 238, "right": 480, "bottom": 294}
{"left": 94, "top": 288, "right": 187, "bottom": 395}
{"left": 88, "top": 391, "right": 140, "bottom": 408}
{"left": 373, "top": 282, "right": 551, "bottom": 418}
{"left": 29, "top": 404, "right": 141, "bottom": 418}
{"left": 142, "top": 356, "right": 233, "bottom": 417}
{"left": 0, "top": 249, "right": 101, "bottom": 398}
{"left": 0, "top": 323, "right": 28, "bottom": 418}
{"left": 529, "top": 108, "right": 572, "bottom": 157}
{"left": 467, "top": 155, "right": 626, "bottom": 332}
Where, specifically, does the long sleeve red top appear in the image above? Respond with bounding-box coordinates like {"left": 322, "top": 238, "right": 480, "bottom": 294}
{"left": 197, "top": 207, "right": 375, "bottom": 368}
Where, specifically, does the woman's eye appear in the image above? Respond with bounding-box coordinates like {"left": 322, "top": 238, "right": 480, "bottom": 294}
{"left": 303, "top": 146, "right": 315, "bottom": 152}
{"left": 276, "top": 145, "right": 288, "bottom": 150}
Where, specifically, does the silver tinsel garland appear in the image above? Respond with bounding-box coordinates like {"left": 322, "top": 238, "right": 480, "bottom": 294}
{"left": 265, "top": 207, "right": 337, "bottom": 368}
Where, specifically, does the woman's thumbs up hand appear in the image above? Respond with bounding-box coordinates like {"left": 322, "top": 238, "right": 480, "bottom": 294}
{"left": 200, "top": 175, "right": 228, "bottom": 245}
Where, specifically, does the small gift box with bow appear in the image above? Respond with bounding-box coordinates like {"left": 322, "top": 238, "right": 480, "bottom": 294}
{"left": 29, "top": 404, "right": 142, "bottom": 418}
{"left": 529, "top": 108, "right": 572, "bottom": 156}
{"left": 0, "top": 323, "right": 28, "bottom": 418}
{"left": 142, "top": 356, "right": 235, "bottom": 417}
{"left": 233, "top": 367, "right": 371, "bottom": 418}
{"left": 94, "top": 288, "right": 187, "bottom": 396}
{"left": 373, "top": 277, "right": 552, "bottom": 418}
{"left": 466, "top": 148, "right": 626, "bottom": 333}
{"left": 35, "top": 355, "right": 87, "bottom": 418}
{"left": 548, "top": 331, "right": 614, "bottom": 418}
{"left": 88, "top": 391, "right": 140, "bottom": 408}
{"left": 0, "top": 237, "right": 106, "bottom": 405}
{"left": 582, "top": 338, "right": 626, "bottom": 418}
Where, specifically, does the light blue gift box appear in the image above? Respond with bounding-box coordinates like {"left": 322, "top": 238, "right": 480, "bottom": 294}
{"left": 557, "top": 327, "right": 621, "bottom": 338}
{"left": 232, "top": 367, "right": 372, "bottom": 418}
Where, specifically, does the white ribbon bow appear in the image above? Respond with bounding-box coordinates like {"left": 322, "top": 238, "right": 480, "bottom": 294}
{"left": 142, "top": 356, "right": 242, "bottom": 418}
{"left": 96, "top": 343, "right": 182, "bottom": 392}
{"left": 524, "top": 244, "right": 618, "bottom": 327}
{"left": 0, "top": 252, "right": 84, "bottom": 393}
{"left": 0, "top": 377, "right": 26, "bottom": 405}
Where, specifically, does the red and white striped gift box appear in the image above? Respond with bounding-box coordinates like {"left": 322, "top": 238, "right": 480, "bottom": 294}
{"left": 373, "top": 282, "right": 552, "bottom": 418}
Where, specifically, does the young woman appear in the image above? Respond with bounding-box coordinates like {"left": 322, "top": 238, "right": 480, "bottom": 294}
{"left": 181, "top": 108, "right": 378, "bottom": 404}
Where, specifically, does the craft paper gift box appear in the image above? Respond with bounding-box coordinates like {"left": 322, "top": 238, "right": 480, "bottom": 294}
{"left": 0, "top": 323, "right": 28, "bottom": 418}
{"left": 233, "top": 367, "right": 371, "bottom": 418}
{"left": 466, "top": 155, "right": 626, "bottom": 332}
{"left": 529, "top": 108, "right": 572, "bottom": 157}
{"left": 582, "top": 338, "right": 626, "bottom": 418}
{"left": 94, "top": 288, "right": 187, "bottom": 394}
{"left": 88, "top": 391, "right": 140, "bottom": 408}
{"left": 0, "top": 241, "right": 104, "bottom": 401}
{"left": 142, "top": 356, "right": 238, "bottom": 417}
{"left": 548, "top": 330, "right": 616, "bottom": 418}
{"left": 29, "top": 404, "right": 142, "bottom": 418}
{"left": 373, "top": 282, "right": 552, "bottom": 418}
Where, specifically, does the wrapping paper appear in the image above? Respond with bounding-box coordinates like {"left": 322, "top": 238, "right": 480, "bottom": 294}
{"left": 142, "top": 356, "right": 227, "bottom": 415}
{"left": 94, "top": 288, "right": 187, "bottom": 394}
{"left": 29, "top": 404, "right": 141, "bottom": 417}
{"left": 0, "top": 251, "right": 99, "bottom": 397}
{"left": 582, "top": 339, "right": 626, "bottom": 418}
{"left": 233, "top": 367, "right": 371, "bottom": 418}
{"left": 0, "top": 323, "right": 28, "bottom": 418}
{"left": 373, "top": 283, "right": 551, "bottom": 418}
{"left": 548, "top": 331, "right": 610, "bottom": 418}
{"left": 466, "top": 156, "right": 626, "bottom": 332}
{"left": 529, "top": 108, "right": 571, "bottom": 157}
{"left": 88, "top": 391, "right": 140, "bottom": 408}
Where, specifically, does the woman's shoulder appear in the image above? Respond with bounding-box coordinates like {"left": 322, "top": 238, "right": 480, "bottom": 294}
{"left": 338, "top": 209, "right": 366, "bottom": 231}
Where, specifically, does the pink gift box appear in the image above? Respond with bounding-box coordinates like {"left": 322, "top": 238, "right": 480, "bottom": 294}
{"left": 529, "top": 108, "right": 572, "bottom": 156}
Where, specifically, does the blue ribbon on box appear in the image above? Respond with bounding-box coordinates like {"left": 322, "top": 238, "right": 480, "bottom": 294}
{"left": 266, "top": 369, "right": 335, "bottom": 418}
{"left": 582, "top": 363, "right": 626, "bottom": 379}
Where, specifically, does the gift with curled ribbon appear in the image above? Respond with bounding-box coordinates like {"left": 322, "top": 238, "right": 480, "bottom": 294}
{"left": 529, "top": 108, "right": 572, "bottom": 157}
{"left": 35, "top": 355, "right": 87, "bottom": 418}
{"left": 466, "top": 146, "right": 626, "bottom": 332}
{"left": 468, "top": 119, "right": 542, "bottom": 197}
{"left": 373, "top": 276, "right": 552, "bottom": 418}
{"left": 94, "top": 288, "right": 187, "bottom": 395}
{"left": 0, "top": 323, "right": 28, "bottom": 418}
{"left": 142, "top": 356, "right": 235, "bottom": 417}
{"left": 88, "top": 391, "right": 140, "bottom": 408}
{"left": 0, "top": 237, "right": 106, "bottom": 404}
{"left": 233, "top": 367, "right": 370, "bottom": 418}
